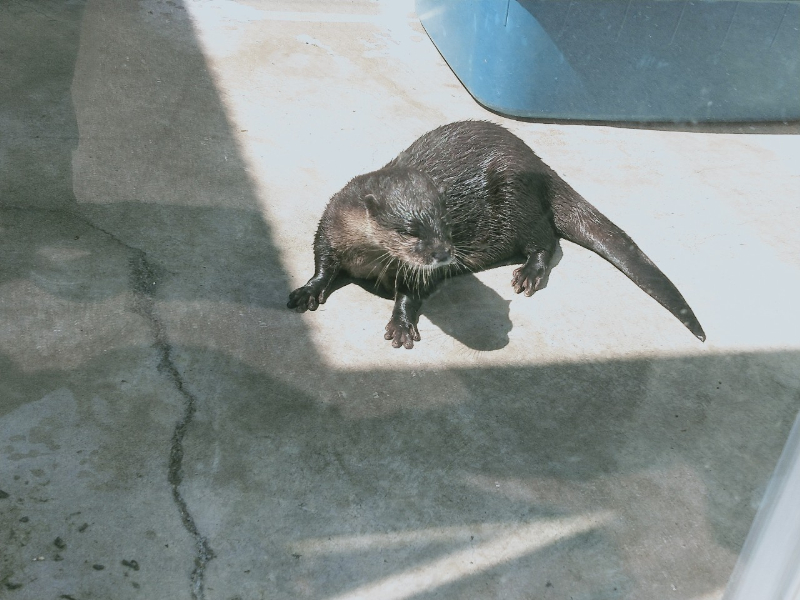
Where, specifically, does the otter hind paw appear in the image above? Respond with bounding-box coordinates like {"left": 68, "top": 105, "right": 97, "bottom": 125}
{"left": 512, "top": 252, "right": 551, "bottom": 296}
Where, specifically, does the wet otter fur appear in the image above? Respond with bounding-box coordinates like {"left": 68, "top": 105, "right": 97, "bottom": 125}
{"left": 288, "top": 121, "right": 706, "bottom": 348}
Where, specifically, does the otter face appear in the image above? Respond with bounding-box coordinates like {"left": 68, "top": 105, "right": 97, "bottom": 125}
{"left": 363, "top": 169, "right": 455, "bottom": 270}
{"left": 383, "top": 217, "right": 455, "bottom": 269}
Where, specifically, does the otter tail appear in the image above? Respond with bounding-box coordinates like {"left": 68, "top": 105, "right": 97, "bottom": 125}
{"left": 551, "top": 184, "right": 706, "bottom": 341}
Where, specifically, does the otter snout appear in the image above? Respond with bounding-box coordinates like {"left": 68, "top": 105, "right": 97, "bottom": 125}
{"left": 432, "top": 248, "right": 451, "bottom": 262}
{"left": 427, "top": 242, "right": 455, "bottom": 267}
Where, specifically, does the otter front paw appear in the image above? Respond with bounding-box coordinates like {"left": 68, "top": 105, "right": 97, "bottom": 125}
{"left": 287, "top": 283, "right": 326, "bottom": 312}
{"left": 384, "top": 318, "right": 421, "bottom": 349}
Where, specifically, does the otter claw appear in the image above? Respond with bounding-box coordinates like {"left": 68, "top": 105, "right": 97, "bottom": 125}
{"left": 512, "top": 265, "right": 547, "bottom": 296}
{"left": 384, "top": 320, "right": 420, "bottom": 349}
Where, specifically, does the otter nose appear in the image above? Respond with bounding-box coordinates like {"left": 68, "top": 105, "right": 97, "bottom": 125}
{"left": 431, "top": 247, "right": 451, "bottom": 263}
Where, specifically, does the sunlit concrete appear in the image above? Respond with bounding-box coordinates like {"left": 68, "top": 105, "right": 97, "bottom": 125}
{"left": 1, "top": 0, "right": 799, "bottom": 599}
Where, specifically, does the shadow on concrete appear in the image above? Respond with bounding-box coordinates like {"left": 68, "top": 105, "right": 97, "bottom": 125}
{"left": 2, "top": 344, "right": 798, "bottom": 598}
{"left": 0, "top": 0, "right": 84, "bottom": 209}
{"left": 2, "top": 1, "right": 798, "bottom": 599}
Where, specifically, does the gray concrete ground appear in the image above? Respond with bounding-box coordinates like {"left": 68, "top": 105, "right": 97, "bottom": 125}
{"left": 1, "top": 1, "right": 799, "bottom": 599}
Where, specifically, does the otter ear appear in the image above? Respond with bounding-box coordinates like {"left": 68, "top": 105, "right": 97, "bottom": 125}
{"left": 364, "top": 193, "right": 380, "bottom": 217}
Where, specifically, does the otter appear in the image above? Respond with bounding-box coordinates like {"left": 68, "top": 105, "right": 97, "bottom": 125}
{"left": 288, "top": 121, "right": 705, "bottom": 349}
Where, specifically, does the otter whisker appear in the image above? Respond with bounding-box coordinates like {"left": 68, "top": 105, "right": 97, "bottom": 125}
{"left": 367, "top": 251, "right": 394, "bottom": 279}
{"left": 373, "top": 253, "right": 398, "bottom": 290}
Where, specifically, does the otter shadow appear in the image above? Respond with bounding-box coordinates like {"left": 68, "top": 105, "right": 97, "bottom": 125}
{"left": 327, "top": 246, "right": 564, "bottom": 351}
{"left": 424, "top": 275, "right": 513, "bottom": 351}
{"left": 336, "top": 273, "right": 513, "bottom": 351}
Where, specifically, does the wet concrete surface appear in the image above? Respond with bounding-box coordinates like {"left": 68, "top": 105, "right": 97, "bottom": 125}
{"left": 1, "top": 1, "right": 799, "bottom": 599}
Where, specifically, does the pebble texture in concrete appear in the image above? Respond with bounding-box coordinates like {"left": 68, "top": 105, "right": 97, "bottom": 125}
{"left": 1, "top": 1, "right": 799, "bottom": 599}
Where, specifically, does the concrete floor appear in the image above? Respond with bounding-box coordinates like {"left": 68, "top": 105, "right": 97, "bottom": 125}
{"left": 1, "top": 1, "right": 799, "bottom": 599}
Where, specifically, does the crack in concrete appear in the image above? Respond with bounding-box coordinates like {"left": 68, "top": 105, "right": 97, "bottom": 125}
{"left": 129, "top": 251, "right": 214, "bottom": 600}
{"left": 3, "top": 206, "right": 215, "bottom": 600}
{"left": 126, "top": 254, "right": 214, "bottom": 600}
{"left": 88, "top": 215, "right": 216, "bottom": 600}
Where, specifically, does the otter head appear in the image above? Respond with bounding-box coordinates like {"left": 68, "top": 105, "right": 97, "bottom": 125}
{"left": 363, "top": 169, "right": 455, "bottom": 270}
